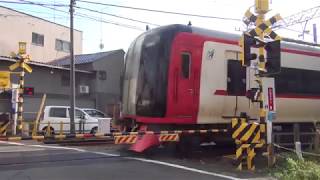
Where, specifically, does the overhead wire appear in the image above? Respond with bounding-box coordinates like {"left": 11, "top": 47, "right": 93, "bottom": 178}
{"left": 77, "top": 0, "right": 242, "bottom": 21}
{"left": 4, "top": 0, "right": 146, "bottom": 31}
{"left": 75, "top": 6, "right": 160, "bottom": 27}
{"left": 0, "top": 0, "right": 67, "bottom": 7}
{"left": 4, "top": 0, "right": 160, "bottom": 26}
{"left": 10, "top": 0, "right": 159, "bottom": 27}
{"left": 75, "top": 12, "right": 145, "bottom": 31}
{"left": 0, "top": 13, "right": 68, "bottom": 19}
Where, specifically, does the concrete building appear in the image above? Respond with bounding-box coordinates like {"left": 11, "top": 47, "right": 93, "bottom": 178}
{"left": 51, "top": 49, "right": 125, "bottom": 114}
{"left": 0, "top": 49, "right": 124, "bottom": 122}
{"left": 0, "top": 6, "right": 82, "bottom": 62}
{"left": 0, "top": 57, "right": 94, "bottom": 121}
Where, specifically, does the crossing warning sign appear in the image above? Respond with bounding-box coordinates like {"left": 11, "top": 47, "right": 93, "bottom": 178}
{"left": 0, "top": 71, "right": 10, "bottom": 88}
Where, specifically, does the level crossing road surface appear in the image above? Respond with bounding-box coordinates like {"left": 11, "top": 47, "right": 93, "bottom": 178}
{"left": 0, "top": 141, "right": 270, "bottom": 180}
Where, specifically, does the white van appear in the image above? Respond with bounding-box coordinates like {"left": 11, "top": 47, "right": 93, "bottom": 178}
{"left": 39, "top": 106, "right": 108, "bottom": 134}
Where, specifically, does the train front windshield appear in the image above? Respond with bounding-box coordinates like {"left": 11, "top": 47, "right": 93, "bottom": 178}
{"left": 122, "top": 25, "right": 192, "bottom": 118}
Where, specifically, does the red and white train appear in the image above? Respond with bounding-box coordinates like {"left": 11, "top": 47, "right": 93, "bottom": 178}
{"left": 121, "top": 24, "right": 320, "bottom": 139}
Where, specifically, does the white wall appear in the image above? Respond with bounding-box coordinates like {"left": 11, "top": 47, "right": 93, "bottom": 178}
{"left": 0, "top": 6, "right": 82, "bottom": 62}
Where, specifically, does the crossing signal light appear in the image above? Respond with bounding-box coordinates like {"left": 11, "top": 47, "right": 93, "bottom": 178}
{"left": 23, "top": 87, "right": 34, "bottom": 96}
{"left": 265, "top": 40, "right": 281, "bottom": 74}
{"left": 240, "top": 34, "right": 258, "bottom": 66}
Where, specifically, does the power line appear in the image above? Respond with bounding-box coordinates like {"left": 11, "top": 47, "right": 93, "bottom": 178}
{"left": 35, "top": 1, "right": 145, "bottom": 31}
{"left": 0, "top": 0, "right": 67, "bottom": 7}
{"left": 273, "top": 5, "right": 320, "bottom": 29}
{"left": 76, "top": 12, "right": 145, "bottom": 31}
{"left": 0, "top": 13, "right": 68, "bottom": 19}
{"left": 75, "top": 6, "right": 160, "bottom": 26}
{"left": 77, "top": 0, "right": 242, "bottom": 21}
{"left": 5, "top": 0, "right": 145, "bottom": 31}
{"left": 5, "top": 0, "right": 158, "bottom": 26}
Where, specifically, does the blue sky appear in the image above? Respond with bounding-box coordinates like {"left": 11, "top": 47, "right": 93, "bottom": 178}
{"left": 1, "top": 0, "right": 320, "bottom": 54}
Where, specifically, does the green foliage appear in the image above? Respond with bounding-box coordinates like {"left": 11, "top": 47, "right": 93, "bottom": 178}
{"left": 272, "top": 154, "right": 320, "bottom": 180}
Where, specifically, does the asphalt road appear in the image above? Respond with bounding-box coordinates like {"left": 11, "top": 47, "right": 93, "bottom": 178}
{"left": 0, "top": 142, "right": 236, "bottom": 180}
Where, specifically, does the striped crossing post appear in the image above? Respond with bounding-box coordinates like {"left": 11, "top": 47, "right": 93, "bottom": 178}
{"left": 16, "top": 70, "right": 24, "bottom": 135}
{"left": 232, "top": 118, "right": 265, "bottom": 170}
{"left": 240, "top": 0, "right": 282, "bottom": 168}
{"left": 9, "top": 42, "right": 33, "bottom": 136}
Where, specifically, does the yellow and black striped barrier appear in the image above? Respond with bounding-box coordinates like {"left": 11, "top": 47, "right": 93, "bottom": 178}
{"left": 114, "top": 135, "right": 138, "bottom": 144}
{"left": 159, "top": 134, "right": 179, "bottom": 142}
{"left": 0, "top": 120, "right": 9, "bottom": 136}
{"left": 232, "top": 118, "right": 266, "bottom": 171}
{"left": 0, "top": 128, "right": 228, "bottom": 144}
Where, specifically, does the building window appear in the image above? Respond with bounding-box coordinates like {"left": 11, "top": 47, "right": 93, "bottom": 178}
{"left": 55, "top": 39, "right": 70, "bottom": 52}
{"left": 49, "top": 108, "right": 67, "bottom": 118}
{"left": 181, "top": 52, "right": 191, "bottom": 79}
{"left": 61, "top": 75, "right": 70, "bottom": 87}
{"left": 98, "top": 71, "right": 107, "bottom": 80}
{"left": 32, "top": 32, "right": 44, "bottom": 46}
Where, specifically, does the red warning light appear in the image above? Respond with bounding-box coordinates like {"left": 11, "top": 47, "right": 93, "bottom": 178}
{"left": 23, "top": 87, "right": 34, "bottom": 96}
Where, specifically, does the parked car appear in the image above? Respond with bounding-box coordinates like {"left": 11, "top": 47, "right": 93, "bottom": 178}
{"left": 39, "top": 106, "right": 109, "bottom": 134}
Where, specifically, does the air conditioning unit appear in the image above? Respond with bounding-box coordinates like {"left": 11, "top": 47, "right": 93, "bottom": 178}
{"left": 79, "top": 85, "right": 89, "bottom": 94}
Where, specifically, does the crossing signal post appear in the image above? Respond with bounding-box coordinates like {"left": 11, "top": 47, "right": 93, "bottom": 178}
{"left": 9, "top": 42, "right": 33, "bottom": 135}
{"left": 239, "top": 0, "right": 282, "bottom": 168}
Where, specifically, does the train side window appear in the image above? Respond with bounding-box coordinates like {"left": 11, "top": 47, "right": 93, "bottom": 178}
{"left": 227, "top": 60, "right": 246, "bottom": 96}
{"left": 275, "top": 68, "right": 320, "bottom": 95}
{"left": 181, "top": 52, "right": 191, "bottom": 79}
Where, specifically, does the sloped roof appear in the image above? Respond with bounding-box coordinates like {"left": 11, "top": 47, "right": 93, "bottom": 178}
{"left": 0, "top": 56, "right": 92, "bottom": 74}
{"left": 50, "top": 49, "right": 124, "bottom": 66}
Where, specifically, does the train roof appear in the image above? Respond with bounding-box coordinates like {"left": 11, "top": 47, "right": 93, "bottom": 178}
{"left": 145, "top": 24, "right": 320, "bottom": 54}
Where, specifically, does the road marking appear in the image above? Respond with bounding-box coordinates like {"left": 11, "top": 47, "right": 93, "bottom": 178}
{"left": 0, "top": 141, "right": 242, "bottom": 180}
{"left": 127, "top": 157, "right": 241, "bottom": 180}
{"left": 30, "top": 145, "right": 87, "bottom": 152}
{"left": 0, "top": 141, "right": 26, "bottom": 146}
{"left": 0, "top": 141, "right": 87, "bottom": 152}
{"left": 0, "top": 146, "right": 44, "bottom": 153}
{"left": 89, "top": 151, "right": 120, "bottom": 157}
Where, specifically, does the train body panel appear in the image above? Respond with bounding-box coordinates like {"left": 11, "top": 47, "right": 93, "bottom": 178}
{"left": 122, "top": 24, "right": 320, "bottom": 126}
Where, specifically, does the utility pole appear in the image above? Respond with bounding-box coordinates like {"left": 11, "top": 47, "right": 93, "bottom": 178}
{"left": 69, "top": 0, "right": 76, "bottom": 134}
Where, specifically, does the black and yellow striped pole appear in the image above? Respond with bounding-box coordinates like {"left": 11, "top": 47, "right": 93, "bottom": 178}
{"left": 9, "top": 42, "right": 33, "bottom": 136}
{"left": 16, "top": 70, "right": 24, "bottom": 134}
